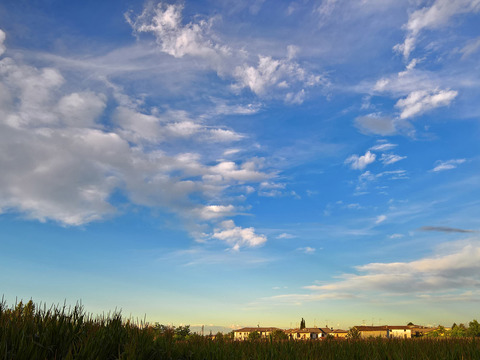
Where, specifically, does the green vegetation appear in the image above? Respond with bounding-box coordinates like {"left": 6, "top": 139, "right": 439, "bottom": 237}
{"left": 271, "top": 329, "right": 288, "bottom": 341}
{"left": 427, "top": 321, "right": 480, "bottom": 338}
{"left": 248, "top": 331, "right": 261, "bottom": 340}
{"left": 346, "top": 327, "right": 361, "bottom": 340}
{"left": 1, "top": 299, "right": 480, "bottom": 359}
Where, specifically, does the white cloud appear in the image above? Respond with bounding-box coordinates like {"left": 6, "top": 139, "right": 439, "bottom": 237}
{"left": 375, "top": 214, "right": 387, "bottom": 224}
{"left": 394, "top": 0, "right": 480, "bottom": 59}
{"left": 380, "top": 153, "right": 407, "bottom": 165}
{"left": 371, "top": 68, "right": 437, "bottom": 99}
{"left": 125, "top": 3, "right": 230, "bottom": 62}
{"left": 304, "top": 238, "right": 480, "bottom": 297}
{"left": 356, "top": 169, "right": 408, "bottom": 193}
{"left": 212, "top": 220, "right": 267, "bottom": 250}
{"left": 389, "top": 233, "right": 404, "bottom": 239}
{"left": 56, "top": 92, "right": 107, "bottom": 128}
{"left": 0, "top": 125, "right": 122, "bottom": 225}
{"left": 395, "top": 89, "right": 458, "bottom": 119}
{"left": 298, "top": 246, "right": 316, "bottom": 254}
{"left": 0, "top": 57, "right": 65, "bottom": 128}
{"left": 126, "top": 3, "right": 325, "bottom": 102}
{"left": 285, "top": 89, "right": 306, "bottom": 104}
{"left": 194, "top": 205, "right": 236, "bottom": 220}
{"left": 460, "top": 36, "right": 480, "bottom": 58}
{"left": 114, "top": 107, "right": 163, "bottom": 143}
{"left": 0, "top": 29, "right": 6, "bottom": 57}
{"left": 208, "top": 128, "right": 244, "bottom": 142}
{"left": 209, "top": 99, "right": 261, "bottom": 116}
{"left": 166, "top": 121, "right": 202, "bottom": 137}
{"left": 370, "top": 142, "right": 397, "bottom": 152}
{"left": 432, "top": 158, "right": 466, "bottom": 172}
{"left": 0, "top": 39, "right": 272, "bottom": 247}
{"left": 260, "top": 181, "right": 285, "bottom": 190}
{"left": 233, "top": 56, "right": 322, "bottom": 100}
{"left": 276, "top": 232, "right": 296, "bottom": 239}
{"left": 113, "top": 106, "right": 244, "bottom": 145}
{"left": 207, "top": 160, "right": 271, "bottom": 183}
{"left": 345, "top": 151, "right": 376, "bottom": 170}
{"left": 223, "top": 148, "right": 241, "bottom": 156}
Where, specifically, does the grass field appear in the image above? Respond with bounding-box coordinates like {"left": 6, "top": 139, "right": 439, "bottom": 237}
{"left": 1, "top": 299, "right": 479, "bottom": 359}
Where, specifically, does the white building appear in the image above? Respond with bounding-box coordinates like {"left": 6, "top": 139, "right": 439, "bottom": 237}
{"left": 233, "top": 327, "right": 280, "bottom": 340}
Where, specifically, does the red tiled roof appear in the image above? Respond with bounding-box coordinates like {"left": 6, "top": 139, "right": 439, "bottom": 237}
{"left": 354, "top": 326, "right": 388, "bottom": 331}
{"left": 387, "top": 326, "right": 411, "bottom": 330}
{"left": 234, "top": 327, "right": 280, "bottom": 332}
{"left": 288, "top": 327, "right": 330, "bottom": 334}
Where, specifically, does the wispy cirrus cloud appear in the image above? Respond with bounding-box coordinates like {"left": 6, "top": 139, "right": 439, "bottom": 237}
{"left": 355, "top": 169, "right": 408, "bottom": 193}
{"left": 380, "top": 153, "right": 406, "bottom": 165}
{"left": 395, "top": 89, "right": 458, "bottom": 119}
{"left": 297, "top": 246, "right": 316, "bottom": 254}
{"left": 432, "top": 159, "right": 466, "bottom": 172}
{"left": 389, "top": 233, "right": 404, "bottom": 239}
{"left": 276, "top": 232, "right": 296, "bottom": 239}
{"left": 460, "top": 36, "right": 480, "bottom": 58}
{"left": 375, "top": 214, "right": 387, "bottom": 224}
{"left": 393, "top": 0, "right": 480, "bottom": 59}
{"left": 369, "top": 142, "right": 397, "bottom": 152}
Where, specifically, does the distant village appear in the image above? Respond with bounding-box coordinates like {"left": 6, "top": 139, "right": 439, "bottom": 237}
{"left": 231, "top": 319, "right": 448, "bottom": 341}
{"left": 185, "top": 318, "right": 479, "bottom": 340}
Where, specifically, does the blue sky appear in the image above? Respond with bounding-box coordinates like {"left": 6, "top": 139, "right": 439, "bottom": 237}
{"left": 0, "top": 0, "right": 479, "bottom": 331}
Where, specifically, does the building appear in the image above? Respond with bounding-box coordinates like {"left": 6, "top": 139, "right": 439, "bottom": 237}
{"left": 388, "top": 326, "right": 412, "bottom": 339}
{"left": 353, "top": 325, "right": 413, "bottom": 339}
{"left": 354, "top": 326, "right": 389, "bottom": 338}
{"left": 287, "top": 327, "right": 331, "bottom": 340}
{"left": 233, "top": 327, "right": 280, "bottom": 340}
{"left": 331, "top": 329, "right": 348, "bottom": 338}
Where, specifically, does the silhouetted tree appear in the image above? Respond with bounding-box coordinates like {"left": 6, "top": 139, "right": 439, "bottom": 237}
{"left": 468, "top": 320, "right": 480, "bottom": 337}
{"left": 347, "top": 327, "right": 361, "bottom": 339}
{"left": 271, "top": 329, "right": 288, "bottom": 340}
{"left": 300, "top": 318, "right": 306, "bottom": 329}
{"left": 450, "top": 323, "right": 467, "bottom": 337}
{"left": 174, "top": 325, "right": 191, "bottom": 340}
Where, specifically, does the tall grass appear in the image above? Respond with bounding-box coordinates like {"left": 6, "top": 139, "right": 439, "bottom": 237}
{"left": 1, "top": 299, "right": 479, "bottom": 359}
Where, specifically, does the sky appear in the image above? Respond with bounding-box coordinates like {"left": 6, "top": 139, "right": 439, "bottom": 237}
{"left": 0, "top": 0, "right": 479, "bottom": 332}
